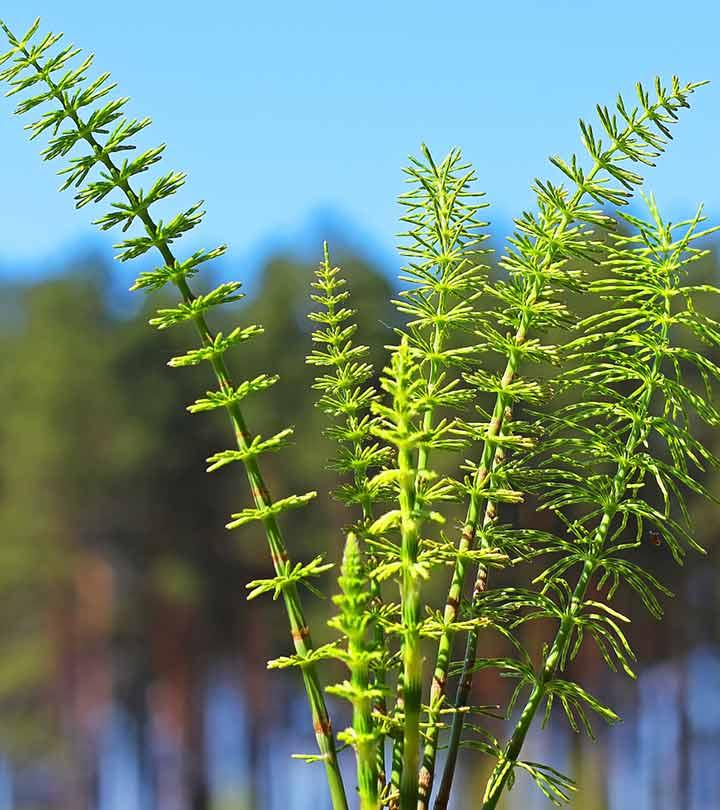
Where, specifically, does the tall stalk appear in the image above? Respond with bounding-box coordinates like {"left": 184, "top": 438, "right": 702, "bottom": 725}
{"left": 390, "top": 145, "right": 490, "bottom": 808}
{"left": 480, "top": 203, "right": 717, "bottom": 808}
{"left": 419, "top": 352, "right": 521, "bottom": 808}
{"left": 0, "top": 20, "right": 348, "bottom": 809}
{"left": 423, "top": 77, "right": 706, "bottom": 807}
{"left": 432, "top": 408, "right": 510, "bottom": 810}
{"left": 380, "top": 340, "right": 426, "bottom": 810}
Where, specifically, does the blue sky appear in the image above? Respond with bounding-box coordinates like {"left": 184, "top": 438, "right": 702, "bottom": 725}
{"left": 0, "top": 0, "right": 718, "bottom": 278}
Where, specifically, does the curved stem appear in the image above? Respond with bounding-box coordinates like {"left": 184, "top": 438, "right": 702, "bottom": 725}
{"left": 420, "top": 333, "right": 527, "bottom": 808}
{"left": 432, "top": 427, "right": 508, "bottom": 810}
{"left": 481, "top": 302, "right": 669, "bottom": 810}
{"left": 424, "top": 95, "right": 680, "bottom": 803}
{"left": 394, "top": 182, "right": 453, "bottom": 805}
{"left": 17, "top": 45, "right": 348, "bottom": 810}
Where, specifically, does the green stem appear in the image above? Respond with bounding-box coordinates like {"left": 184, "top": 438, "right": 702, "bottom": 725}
{"left": 369, "top": 576, "right": 388, "bottom": 797}
{"left": 419, "top": 335, "right": 526, "bottom": 808}
{"left": 390, "top": 210, "right": 451, "bottom": 806}
{"left": 398, "top": 437, "right": 423, "bottom": 810}
{"left": 353, "top": 665, "right": 381, "bottom": 810}
{"left": 481, "top": 302, "right": 669, "bottom": 810}
{"left": 432, "top": 428, "right": 508, "bottom": 810}
{"left": 426, "top": 96, "right": 677, "bottom": 803}
{"left": 393, "top": 190, "right": 452, "bottom": 804}
{"left": 350, "top": 583, "right": 381, "bottom": 808}
{"left": 18, "top": 47, "right": 348, "bottom": 810}
{"left": 432, "top": 546, "right": 489, "bottom": 810}
{"left": 360, "top": 498, "right": 389, "bottom": 795}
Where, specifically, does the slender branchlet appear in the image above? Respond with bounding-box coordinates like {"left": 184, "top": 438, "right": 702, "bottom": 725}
{"left": 0, "top": 18, "right": 348, "bottom": 809}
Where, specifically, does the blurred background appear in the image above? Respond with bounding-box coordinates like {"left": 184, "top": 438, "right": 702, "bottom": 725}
{"left": 0, "top": 1, "right": 719, "bottom": 808}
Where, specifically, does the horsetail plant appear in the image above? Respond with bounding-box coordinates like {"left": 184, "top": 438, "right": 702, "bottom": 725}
{"left": 2, "top": 14, "right": 717, "bottom": 810}
{"left": 477, "top": 200, "right": 720, "bottom": 809}
{"left": 307, "top": 245, "right": 392, "bottom": 792}
{"left": 0, "top": 16, "right": 354, "bottom": 808}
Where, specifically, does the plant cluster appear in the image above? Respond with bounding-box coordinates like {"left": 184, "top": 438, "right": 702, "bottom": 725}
{"left": 2, "top": 16, "right": 718, "bottom": 810}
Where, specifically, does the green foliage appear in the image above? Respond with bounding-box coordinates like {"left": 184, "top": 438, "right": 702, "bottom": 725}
{"left": 1, "top": 14, "right": 717, "bottom": 810}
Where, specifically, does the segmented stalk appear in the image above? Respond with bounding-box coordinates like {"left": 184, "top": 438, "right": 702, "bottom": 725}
{"left": 0, "top": 21, "right": 348, "bottom": 808}
{"left": 397, "top": 355, "right": 424, "bottom": 810}
{"left": 423, "top": 78, "right": 705, "bottom": 806}
{"left": 432, "top": 413, "right": 510, "bottom": 810}
{"left": 370, "top": 338, "right": 431, "bottom": 810}
{"left": 481, "top": 229, "right": 677, "bottom": 809}
{"left": 419, "top": 370, "right": 520, "bottom": 807}
{"left": 393, "top": 144, "right": 489, "bottom": 807}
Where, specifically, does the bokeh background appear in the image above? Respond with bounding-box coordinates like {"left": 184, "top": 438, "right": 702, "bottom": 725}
{"left": 0, "top": 2, "right": 719, "bottom": 808}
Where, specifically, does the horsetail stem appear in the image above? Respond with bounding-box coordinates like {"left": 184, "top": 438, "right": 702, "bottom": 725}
{"left": 0, "top": 20, "right": 347, "bottom": 809}
{"left": 433, "top": 412, "right": 510, "bottom": 810}
{"left": 422, "top": 78, "right": 707, "bottom": 806}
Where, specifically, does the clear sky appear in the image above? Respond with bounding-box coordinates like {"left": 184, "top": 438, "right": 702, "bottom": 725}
{"left": 0, "top": 0, "right": 718, "bottom": 278}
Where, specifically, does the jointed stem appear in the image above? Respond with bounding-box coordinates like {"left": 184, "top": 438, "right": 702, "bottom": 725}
{"left": 13, "top": 40, "right": 348, "bottom": 810}
{"left": 394, "top": 186, "right": 455, "bottom": 805}
{"left": 419, "top": 331, "right": 527, "bottom": 808}
{"left": 432, "top": 547, "right": 489, "bottom": 810}
{"left": 432, "top": 420, "right": 509, "bottom": 810}
{"left": 480, "top": 305, "right": 668, "bottom": 810}
{"left": 369, "top": 575, "right": 389, "bottom": 795}
{"left": 398, "top": 436, "right": 423, "bottom": 810}
{"left": 339, "top": 533, "right": 381, "bottom": 810}
{"left": 423, "top": 90, "right": 685, "bottom": 804}
{"left": 359, "top": 498, "right": 389, "bottom": 795}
